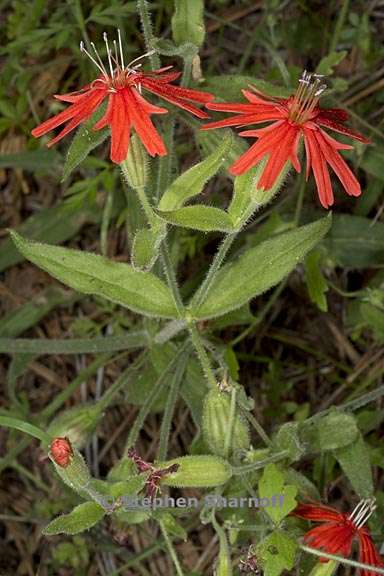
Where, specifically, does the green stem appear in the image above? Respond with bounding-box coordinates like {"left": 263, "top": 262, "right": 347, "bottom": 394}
{"left": 191, "top": 233, "right": 236, "bottom": 309}
{"left": 301, "top": 544, "right": 384, "bottom": 574}
{"left": 231, "top": 450, "right": 289, "bottom": 475}
{"left": 124, "top": 342, "right": 189, "bottom": 451}
{"left": 329, "top": 0, "right": 350, "bottom": 53}
{"left": 135, "top": 185, "right": 158, "bottom": 228}
{"left": 0, "top": 416, "right": 51, "bottom": 445}
{"left": 160, "top": 241, "right": 184, "bottom": 318}
{"left": 158, "top": 348, "right": 189, "bottom": 460}
{"left": 294, "top": 172, "right": 306, "bottom": 226}
{"left": 159, "top": 519, "right": 186, "bottom": 576}
{"left": 188, "top": 323, "right": 217, "bottom": 389}
{"left": 101, "top": 190, "right": 114, "bottom": 256}
{"left": 240, "top": 408, "right": 271, "bottom": 446}
{"left": 136, "top": 0, "right": 161, "bottom": 69}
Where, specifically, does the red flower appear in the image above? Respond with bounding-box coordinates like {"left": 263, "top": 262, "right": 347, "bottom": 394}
{"left": 202, "top": 71, "right": 369, "bottom": 208}
{"left": 50, "top": 437, "right": 73, "bottom": 468}
{"left": 293, "top": 499, "right": 384, "bottom": 576}
{"left": 32, "top": 31, "right": 213, "bottom": 163}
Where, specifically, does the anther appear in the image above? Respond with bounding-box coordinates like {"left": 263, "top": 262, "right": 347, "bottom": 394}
{"left": 103, "top": 32, "right": 114, "bottom": 78}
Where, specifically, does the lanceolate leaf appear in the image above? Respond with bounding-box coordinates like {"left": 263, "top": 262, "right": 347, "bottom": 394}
{"left": 156, "top": 205, "right": 234, "bottom": 233}
{"left": 62, "top": 102, "right": 109, "bottom": 180}
{"left": 192, "top": 216, "right": 332, "bottom": 320}
{"left": 158, "top": 133, "right": 232, "bottom": 211}
{"left": 43, "top": 501, "right": 105, "bottom": 535}
{"left": 10, "top": 232, "right": 179, "bottom": 319}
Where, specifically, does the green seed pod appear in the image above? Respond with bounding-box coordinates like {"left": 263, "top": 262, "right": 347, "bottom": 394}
{"left": 202, "top": 389, "right": 250, "bottom": 457}
{"left": 47, "top": 403, "right": 103, "bottom": 448}
{"left": 120, "top": 133, "right": 148, "bottom": 189}
{"left": 50, "top": 440, "right": 91, "bottom": 495}
{"left": 159, "top": 455, "right": 232, "bottom": 488}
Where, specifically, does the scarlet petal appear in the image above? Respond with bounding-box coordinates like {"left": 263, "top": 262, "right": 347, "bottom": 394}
{"left": 202, "top": 109, "right": 285, "bottom": 130}
{"left": 358, "top": 530, "right": 384, "bottom": 576}
{"left": 124, "top": 88, "right": 167, "bottom": 157}
{"left": 316, "top": 114, "right": 370, "bottom": 144}
{"left": 293, "top": 503, "right": 345, "bottom": 523}
{"left": 257, "top": 123, "right": 301, "bottom": 190}
{"left": 108, "top": 92, "right": 131, "bottom": 164}
{"left": 314, "top": 128, "right": 362, "bottom": 198}
{"left": 141, "top": 77, "right": 213, "bottom": 119}
{"left": 303, "top": 129, "right": 334, "bottom": 208}
{"left": 32, "top": 88, "right": 107, "bottom": 143}
{"left": 304, "top": 523, "right": 354, "bottom": 560}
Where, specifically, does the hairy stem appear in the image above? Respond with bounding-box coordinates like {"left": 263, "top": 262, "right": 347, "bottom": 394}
{"left": 136, "top": 0, "right": 160, "bottom": 69}
{"left": 301, "top": 544, "right": 384, "bottom": 574}
{"left": 188, "top": 323, "right": 217, "bottom": 389}
{"left": 159, "top": 519, "right": 186, "bottom": 576}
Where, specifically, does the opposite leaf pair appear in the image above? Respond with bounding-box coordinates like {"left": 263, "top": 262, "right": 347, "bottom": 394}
{"left": 32, "top": 31, "right": 369, "bottom": 208}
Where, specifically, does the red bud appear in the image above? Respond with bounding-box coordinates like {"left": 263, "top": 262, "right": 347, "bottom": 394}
{"left": 50, "top": 437, "right": 73, "bottom": 468}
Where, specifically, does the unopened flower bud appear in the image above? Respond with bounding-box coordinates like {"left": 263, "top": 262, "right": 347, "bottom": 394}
{"left": 49, "top": 437, "right": 91, "bottom": 494}
{"left": 159, "top": 455, "right": 232, "bottom": 488}
{"left": 50, "top": 437, "right": 73, "bottom": 468}
{"left": 202, "top": 389, "right": 250, "bottom": 457}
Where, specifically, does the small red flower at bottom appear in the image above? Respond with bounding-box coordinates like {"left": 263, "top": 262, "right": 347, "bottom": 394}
{"left": 201, "top": 71, "right": 369, "bottom": 208}
{"left": 50, "top": 437, "right": 73, "bottom": 468}
{"left": 293, "top": 499, "right": 384, "bottom": 576}
{"left": 32, "top": 30, "right": 213, "bottom": 163}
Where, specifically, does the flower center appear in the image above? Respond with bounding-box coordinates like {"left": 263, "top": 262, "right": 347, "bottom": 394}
{"left": 348, "top": 498, "right": 377, "bottom": 529}
{"left": 289, "top": 71, "right": 327, "bottom": 124}
{"left": 79, "top": 29, "right": 155, "bottom": 92}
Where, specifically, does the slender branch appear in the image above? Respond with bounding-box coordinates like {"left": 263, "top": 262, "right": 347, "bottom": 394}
{"left": 160, "top": 241, "right": 184, "bottom": 318}
{"left": 136, "top": 0, "right": 160, "bottom": 69}
{"left": 329, "top": 0, "right": 350, "bottom": 53}
{"left": 300, "top": 544, "right": 384, "bottom": 574}
{"left": 191, "top": 233, "right": 236, "bottom": 309}
{"left": 188, "top": 323, "right": 217, "bottom": 389}
{"left": 159, "top": 519, "right": 186, "bottom": 576}
{"left": 231, "top": 450, "right": 289, "bottom": 475}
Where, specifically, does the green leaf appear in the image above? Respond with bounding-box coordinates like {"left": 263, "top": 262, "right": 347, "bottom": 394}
{"left": 305, "top": 250, "right": 328, "bottom": 312}
{"left": 43, "top": 501, "right": 105, "bottom": 535}
{"left": 10, "top": 232, "right": 179, "bottom": 319}
{"left": 257, "top": 530, "right": 297, "bottom": 576}
{"left": 62, "top": 103, "right": 109, "bottom": 180}
{"left": 0, "top": 200, "right": 100, "bottom": 273}
{"left": 156, "top": 205, "right": 234, "bottom": 232}
{"left": 309, "top": 561, "right": 338, "bottom": 576}
{"left": 272, "top": 422, "right": 305, "bottom": 463}
{"left": 316, "top": 51, "right": 347, "bottom": 75}
{"left": 132, "top": 227, "right": 165, "bottom": 271}
{"left": 0, "top": 149, "right": 61, "bottom": 172}
{"left": 325, "top": 214, "right": 384, "bottom": 268}
{"left": 333, "top": 433, "right": 373, "bottom": 498}
{"left": 361, "top": 146, "right": 384, "bottom": 181}
{"left": 316, "top": 411, "right": 358, "bottom": 450}
{"left": 196, "top": 127, "right": 247, "bottom": 169}
{"left": 172, "top": 0, "right": 205, "bottom": 47}
{"left": 193, "top": 216, "right": 332, "bottom": 320}
{"left": 158, "top": 133, "right": 232, "bottom": 211}
{"left": 258, "top": 464, "right": 297, "bottom": 525}
{"left": 158, "top": 512, "right": 187, "bottom": 541}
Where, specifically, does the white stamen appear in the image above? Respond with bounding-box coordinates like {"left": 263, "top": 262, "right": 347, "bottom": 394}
{"left": 103, "top": 32, "right": 114, "bottom": 78}
{"left": 126, "top": 49, "right": 156, "bottom": 71}
{"left": 349, "top": 498, "right": 377, "bottom": 529}
{"left": 113, "top": 40, "right": 119, "bottom": 68}
{"left": 80, "top": 41, "right": 108, "bottom": 79}
{"left": 117, "top": 29, "right": 125, "bottom": 69}
{"left": 90, "top": 41, "right": 108, "bottom": 77}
